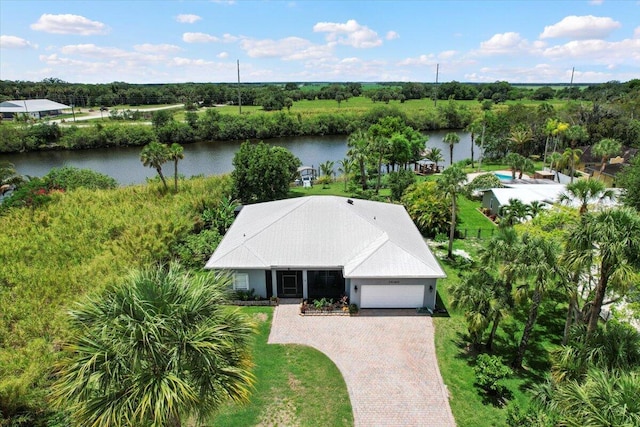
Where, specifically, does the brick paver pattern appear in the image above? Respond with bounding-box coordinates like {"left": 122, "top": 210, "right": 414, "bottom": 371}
{"left": 268, "top": 304, "right": 456, "bottom": 427}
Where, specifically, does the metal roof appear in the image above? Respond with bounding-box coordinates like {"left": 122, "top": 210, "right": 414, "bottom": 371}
{"left": 205, "top": 196, "right": 446, "bottom": 279}
{"left": 0, "top": 99, "right": 70, "bottom": 113}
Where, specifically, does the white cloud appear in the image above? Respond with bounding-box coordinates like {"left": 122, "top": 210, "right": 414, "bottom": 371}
{"left": 542, "top": 38, "right": 640, "bottom": 64}
{"left": 0, "top": 35, "right": 38, "bottom": 49}
{"left": 217, "top": 51, "right": 229, "bottom": 58}
{"left": 438, "top": 50, "right": 457, "bottom": 60}
{"left": 478, "top": 32, "right": 529, "bottom": 55}
{"left": 540, "top": 15, "right": 621, "bottom": 39}
{"left": 240, "top": 36, "right": 332, "bottom": 60}
{"left": 313, "top": 19, "right": 382, "bottom": 48}
{"left": 589, "top": 0, "right": 603, "bottom": 5}
{"left": 134, "top": 43, "right": 181, "bottom": 53}
{"left": 171, "top": 57, "right": 216, "bottom": 66}
{"left": 634, "top": 27, "right": 640, "bottom": 38}
{"left": 398, "top": 54, "right": 437, "bottom": 66}
{"left": 176, "top": 14, "right": 202, "bottom": 24}
{"left": 31, "top": 14, "right": 108, "bottom": 35}
{"left": 183, "top": 32, "right": 219, "bottom": 43}
{"left": 386, "top": 31, "right": 399, "bottom": 40}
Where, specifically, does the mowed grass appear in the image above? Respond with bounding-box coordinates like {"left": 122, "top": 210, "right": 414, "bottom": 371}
{"left": 209, "top": 307, "right": 353, "bottom": 427}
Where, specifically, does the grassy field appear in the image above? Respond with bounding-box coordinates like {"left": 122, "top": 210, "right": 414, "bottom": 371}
{"left": 209, "top": 307, "right": 353, "bottom": 427}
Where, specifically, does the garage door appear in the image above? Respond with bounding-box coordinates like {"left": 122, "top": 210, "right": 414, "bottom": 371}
{"left": 360, "top": 285, "right": 425, "bottom": 308}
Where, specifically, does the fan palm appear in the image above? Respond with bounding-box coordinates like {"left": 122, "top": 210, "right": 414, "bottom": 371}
{"left": 437, "top": 165, "right": 467, "bottom": 259}
{"left": 564, "top": 208, "right": 640, "bottom": 337}
{"left": 559, "top": 179, "right": 615, "bottom": 215}
{"left": 168, "top": 143, "right": 184, "bottom": 192}
{"left": 424, "top": 147, "right": 444, "bottom": 171}
{"left": 337, "top": 157, "right": 354, "bottom": 191}
{"left": 347, "top": 129, "right": 369, "bottom": 190}
{"left": 51, "top": 263, "right": 255, "bottom": 427}
{"left": 443, "top": 132, "right": 460, "bottom": 166}
{"left": 591, "top": 137, "right": 621, "bottom": 175}
{"left": 562, "top": 147, "right": 583, "bottom": 184}
{"left": 140, "top": 141, "right": 171, "bottom": 191}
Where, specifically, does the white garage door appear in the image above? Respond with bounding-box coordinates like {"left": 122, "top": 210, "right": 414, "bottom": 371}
{"left": 360, "top": 285, "right": 425, "bottom": 308}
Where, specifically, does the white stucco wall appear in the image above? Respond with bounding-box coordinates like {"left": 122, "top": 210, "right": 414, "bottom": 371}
{"left": 349, "top": 277, "right": 438, "bottom": 309}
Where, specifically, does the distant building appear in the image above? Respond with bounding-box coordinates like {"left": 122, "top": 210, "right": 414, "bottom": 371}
{"left": 0, "top": 99, "right": 71, "bottom": 120}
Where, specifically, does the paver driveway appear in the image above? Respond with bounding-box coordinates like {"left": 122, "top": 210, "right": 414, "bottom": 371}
{"left": 268, "top": 304, "right": 456, "bottom": 427}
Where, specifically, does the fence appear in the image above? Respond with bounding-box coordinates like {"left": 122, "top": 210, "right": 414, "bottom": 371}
{"left": 459, "top": 227, "right": 497, "bottom": 240}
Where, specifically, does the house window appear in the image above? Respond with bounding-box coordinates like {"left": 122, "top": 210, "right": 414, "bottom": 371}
{"left": 233, "top": 273, "right": 249, "bottom": 291}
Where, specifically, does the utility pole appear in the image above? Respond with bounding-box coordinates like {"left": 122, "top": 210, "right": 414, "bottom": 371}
{"left": 433, "top": 63, "right": 439, "bottom": 107}
{"left": 237, "top": 60, "right": 242, "bottom": 114}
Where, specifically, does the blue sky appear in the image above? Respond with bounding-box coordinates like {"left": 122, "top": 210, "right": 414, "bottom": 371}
{"left": 1, "top": 0, "right": 638, "bottom": 84}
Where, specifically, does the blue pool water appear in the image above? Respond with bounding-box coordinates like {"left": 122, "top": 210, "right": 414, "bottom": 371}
{"left": 494, "top": 173, "right": 513, "bottom": 181}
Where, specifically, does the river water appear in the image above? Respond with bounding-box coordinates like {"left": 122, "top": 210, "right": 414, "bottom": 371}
{"left": 0, "top": 131, "right": 473, "bottom": 186}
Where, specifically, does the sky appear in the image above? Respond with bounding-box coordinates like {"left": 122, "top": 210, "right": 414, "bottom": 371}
{"left": 1, "top": 0, "right": 639, "bottom": 84}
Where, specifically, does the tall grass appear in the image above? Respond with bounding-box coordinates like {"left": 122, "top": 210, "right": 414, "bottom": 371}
{"left": 0, "top": 175, "right": 232, "bottom": 421}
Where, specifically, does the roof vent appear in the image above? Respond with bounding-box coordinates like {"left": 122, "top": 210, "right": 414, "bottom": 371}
{"left": 347, "top": 199, "right": 353, "bottom": 205}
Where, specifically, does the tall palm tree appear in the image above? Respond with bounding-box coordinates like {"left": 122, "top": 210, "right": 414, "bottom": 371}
{"left": 466, "top": 119, "right": 483, "bottom": 168}
{"left": 499, "top": 198, "right": 530, "bottom": 227}
{"left": 562, "top": 147, "right": 583, "bottom": 183}
{"left": 140, "top": 141, "right": 171, "bottom": 191}
{"left": 508, "top": 234, "right": 561, "bottom": 368}
{"left": 443, "top": 132, "right": 460, "bottom": 166}
{"left": 437, "top": 165, "right": 467, "bottom": 259}
{"left": 51, "top": 263, "right": 255, "bottom": 427}
{"left": 591, "top": 137, "right": 622, "bottom": 175}
{"left": 481, "top": 226, "right": 521, "bottom": 297}
{"left": 370, "top": 134, "right": 389, "bottom": 194}
{"left": 347, "top": 129, "right": 369, "bottom": 190}
{"left": 337, "top": 157, "right": 354, "bottom": 191}
{"left": 168, "top": 143, "right": 184, "bottom": 192}
{"left": 564, "top": 125, "right": 588, "bottom": 149}
{"left": 559, "top": 179, "right": 615, "bottom": 215}
{"left": 548, "top": 151, "right": 563, "bottom": 182}
{"left": 564, "top": 208, "right": 640, "bottom": 337}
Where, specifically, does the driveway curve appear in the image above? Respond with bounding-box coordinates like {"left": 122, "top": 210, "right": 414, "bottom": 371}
{"left": 268, "top": 304, "right": 456, "bottom": 427}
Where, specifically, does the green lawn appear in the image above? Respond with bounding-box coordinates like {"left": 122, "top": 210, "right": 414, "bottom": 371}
{"left": 209, "top": 307, "right": 353, "bottom": 427}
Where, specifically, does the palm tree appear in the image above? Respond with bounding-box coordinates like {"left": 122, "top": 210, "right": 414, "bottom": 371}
{"left": 553, "top": 369, "right": 640, "bottom": 426}
{"left": 449, "top": 268, "right": 509, "bottom": 351}
{"left": 591, "top": 137, "right": 622, "bottom": 175}
{"left": 564, "top": 208, "right": 640, "bottom": 337}
{"left": 507, "top": 127, "right": 532, "bottom": 156}
{"left": 370, "top": 134, "right": 389, "bottom": 194}
{"left": 337, "top": 157, "right": 354, "bottom": 191}
{"left": 504, "top": 152, "right": 521, "bottom": 179}
{"left": 508, "top": 234, "right": 561, "bottom": 368}
{"left": 424, "top": 147, "right": 444, "bottom": 171}
{"left": 52, "top": 263, "right": 255, "bottom": 427}
{"left": 499, "top": 198, "right": 530, "bottom": 226}
{"left": 548, "top": 151, "right": 563, "bottom": 182}
{"left": 559, "top": 179, "right": 615, "bottom": 215}
{"left": 443, "top": 132, "right": 460, "bottom": 166}
{"left": 562, "top": 147, "right": 583, "bottom": 183}
{"left": 481, "top": 226, "right": 521, "bottom": 297}
{"left": 319, "top": 160, "right": 335, "bottom": 188}
{"left": 528, "top": 201, "right": 545, "bottom": 219}
{"left": 168, "top": 143, "right": 184, "bottom": 192}
{"left": 347, "top": 129, "right": 369, "bottom": 190}
{"left": 466, "top": 119, "right": 483, "bottom": 168}
{"left": 0, "top": 161, "right": 24, "bottom": 191}
{"left": 564, "top": 125, "right": 588, "bottom": 149}
{"left": 437, "top": 165, "right": 467, "bottom": 259}
{"left": 140, "top": 141, "right": 171, "bottom": 190}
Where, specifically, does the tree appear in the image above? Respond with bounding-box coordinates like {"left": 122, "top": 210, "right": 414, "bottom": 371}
{"left": 0, "top": 161, "right": 24, "bottom": 189}
{"left": 507, "top": 127, "right": 532, "bottom": 156}
{"left": 232, "top": 141, "right": 301, "bottom": 203}
{"left": 140, "top": 141, "right": 171, "bottom": 191}
{"left": 548, "top": 151, "right": 563, "bottom": 182}
{"left": 424, "top": 147, "right": 444, "bottom": 171}
{"left": 337, "top": 157, "right": 354, "bottom": 191}
{"left": 592, "top": 137, "right": 622, "bottom": 175}
{"left": 618, "top": 155, "right": 640, "bottom": 211}
{"left": 564, "top": 208, "right": 640, "bottom": 337}
{"left": 437, "top": 165, "right": 467, "bottom": 259}
{"left": 347, "top": 129, "right": 369, "bottom": 191}
{"left": 559, "top": 179, "right": 615, "bottom": 215}
{"left": 387, "top": 169, "right": 415, "bottom": 201}
{"left": 51, "top": 263, "right": 255, "bottom": 427}
{"left": 401, "top": 181, "right": 451, "bottom": 237}
{"left": 284, "top": 97, "right": 293, "bottom": 112}
{"left": 466, "top": 119, "right": 483, "bottom": 168}
{"left": 318, "top": 160, "right": 334, "bottom": 188}
{"left": 443, "top": 132, "right": 460, "bottom": 166}
{"left": 151, "top": 109, "right": 173, "bottom": 130}
{"left": 562, "top": 147, "right": 583, "bottom": 183}
{"left": 508, "top": 234, "right": 561, "bottom": 368}
{"left": 168, "top": 143, "right": 184, "bottom": 192}
{"left": 449, "top": 268, "right": 509, "bottom": 350}
{"left": 499, "top": 198, "right": 530, "bottom": 227}
{"left": 564, "top": 125, "right": 588, "bottom": 149}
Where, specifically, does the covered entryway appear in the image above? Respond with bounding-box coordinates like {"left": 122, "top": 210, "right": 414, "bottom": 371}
{"left": 360, "top": 285, "right": 425, "bottom": 309}
{"left": 276, "top": 270, "right": 303, "bottom": 298}
{"left": 307, "top": 270, "right": 345, "bottom": 300}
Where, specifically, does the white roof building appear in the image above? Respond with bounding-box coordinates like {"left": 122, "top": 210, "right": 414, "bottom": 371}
{"left": 0, "top": 99, "right": 70, "bottom": 119}
{"left": 206, "top": 196, "right": 446, "bottom": 309}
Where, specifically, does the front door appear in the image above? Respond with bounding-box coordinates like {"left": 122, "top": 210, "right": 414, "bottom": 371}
{"left": 276, "top": 270, "right": 303, "bottom": 298}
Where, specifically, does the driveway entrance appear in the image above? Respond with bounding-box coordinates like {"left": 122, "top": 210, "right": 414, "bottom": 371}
{"left": 268, "top": 304, "right": 456, "bottom": 427}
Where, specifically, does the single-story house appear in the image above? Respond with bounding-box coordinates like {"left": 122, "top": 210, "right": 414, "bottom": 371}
{"left": 482, "top": 183, "right": 566, "bottom": 215}
{"left": 0, "top": 99, "right": 70, "bottom": 120}
{"left": 205, "top": 196, "right": 446, "bottom": 309}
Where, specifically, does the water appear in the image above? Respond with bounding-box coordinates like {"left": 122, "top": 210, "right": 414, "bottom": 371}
{"left": 0, "top": 131, "right": 472, "bottom": 186}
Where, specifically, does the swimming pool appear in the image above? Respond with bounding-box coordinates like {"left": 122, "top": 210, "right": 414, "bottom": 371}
{"left": 494, "top": 172, "right": 514, "bottom": 181}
